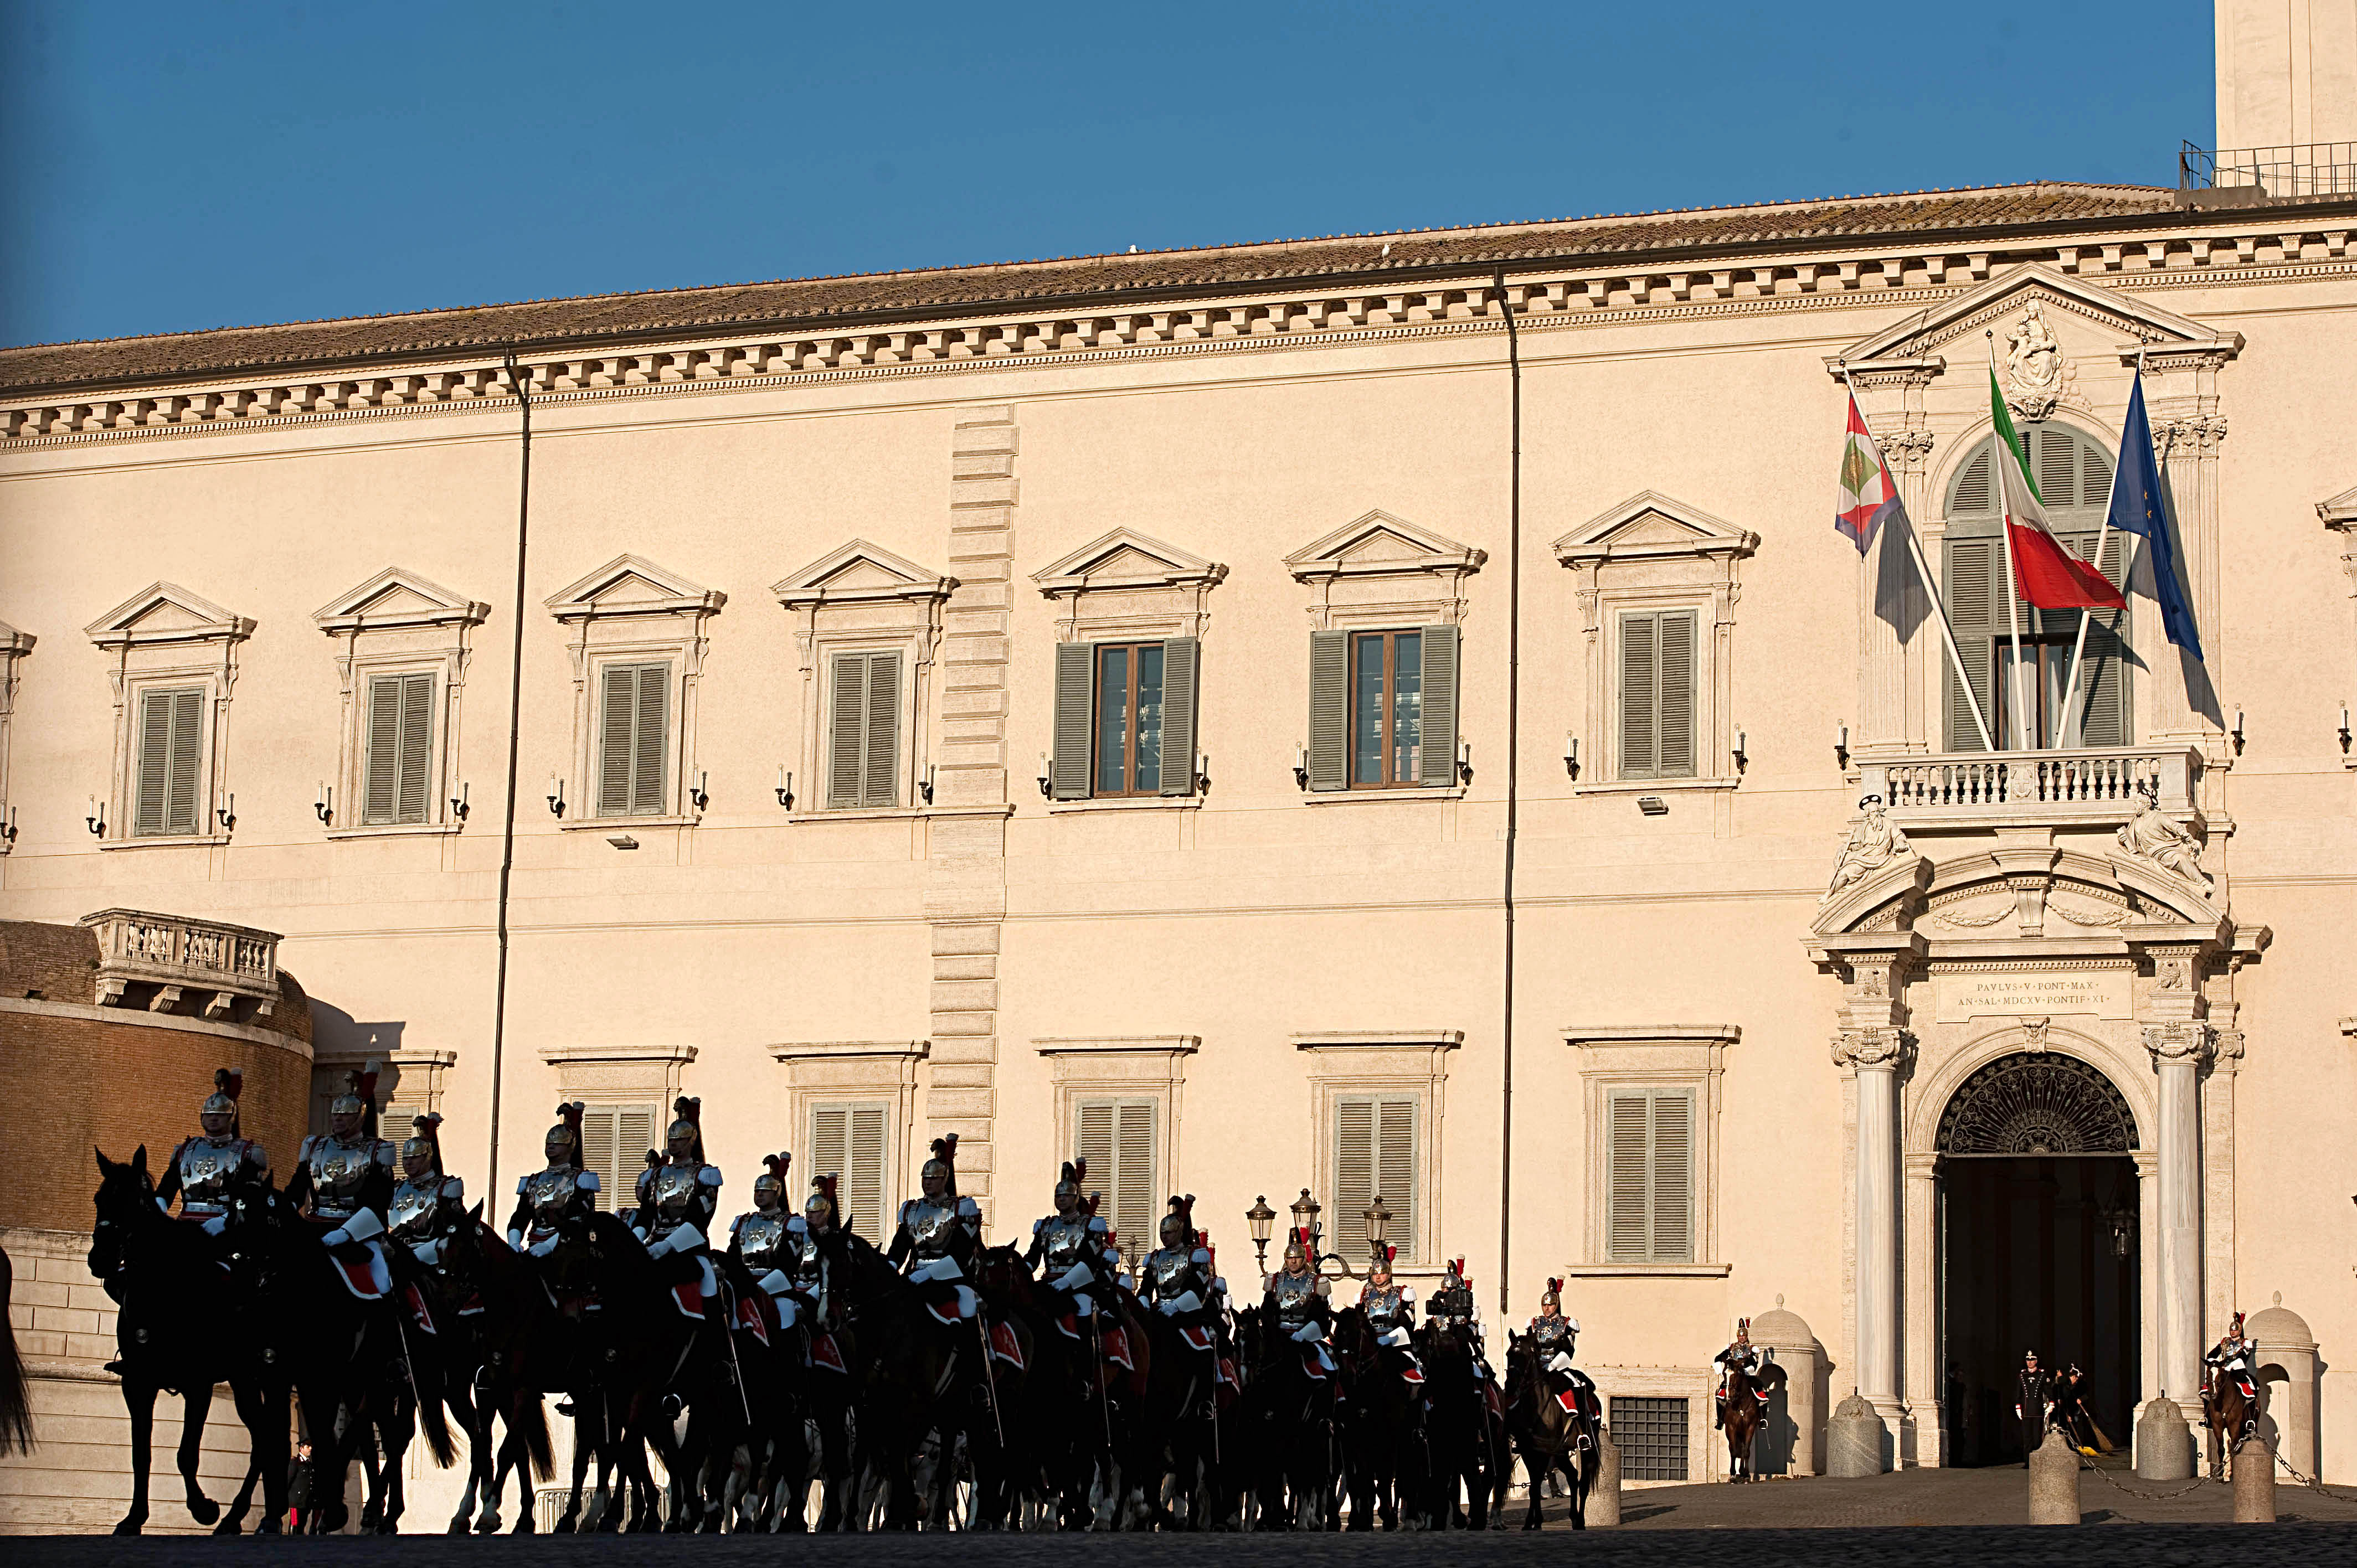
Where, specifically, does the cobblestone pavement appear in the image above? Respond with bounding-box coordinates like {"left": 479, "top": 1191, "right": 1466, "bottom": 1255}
{"left": 12, "top": 1464, "right": 2355, "bottom": 1564}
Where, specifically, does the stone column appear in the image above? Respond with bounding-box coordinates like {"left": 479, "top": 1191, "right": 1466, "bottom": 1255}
{"left": 2147, "top": 1019, "right": 2211, "bottom": 1415}
{"left": 1902, "top": 1152, "right": 1944, "bottom": 1466}
{"left": 1850, "top": 1029, "right": 1903, "bottom": 1441}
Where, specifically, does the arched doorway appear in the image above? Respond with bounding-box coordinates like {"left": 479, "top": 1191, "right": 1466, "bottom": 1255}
{"left": 1938, "top": 1051, "right": 2141, "bottom": 1466}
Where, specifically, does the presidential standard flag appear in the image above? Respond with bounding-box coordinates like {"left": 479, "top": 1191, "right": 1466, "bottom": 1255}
{"left": 2107, "top": 373, "right": 2202, "bottom": 659}
{"left": 1989, "top": 371, "right": 2126, "bottom": 610}
{"left": 1835, "top": 392, "right": 1902, "bottom": 554}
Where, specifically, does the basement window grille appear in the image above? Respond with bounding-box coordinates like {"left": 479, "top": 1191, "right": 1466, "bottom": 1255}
{"left": 1610, "top": 1395, "right": 1690, "bottom": 1481}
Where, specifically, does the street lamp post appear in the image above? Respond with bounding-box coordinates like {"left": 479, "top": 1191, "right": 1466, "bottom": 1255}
{"left": 1364, "top": 1193, "right": 1393, "bottom": 1265}
{"left": 1246, "top": 1194, "right": 1276, "bottom": 1274}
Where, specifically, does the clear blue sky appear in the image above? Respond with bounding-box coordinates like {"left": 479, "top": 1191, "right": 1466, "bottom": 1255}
{"left": 0, "top": 1, "right": 2214, "bottom": 349}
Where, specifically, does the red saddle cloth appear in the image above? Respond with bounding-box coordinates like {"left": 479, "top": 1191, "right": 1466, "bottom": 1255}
{"left": 1483, "top": 1381, "right": 1505, "bottom": 1421}
{"left": 1177, "top": 1323, "right": 1216, "bottom": 1354}
{"left": 456, "top": 1289, "right": 486, "bottom": 1318}
{"left": 1302, "top": 1348, "right": 1330, "bottom": 1381}
{"left": 334, "top": 1249, "right": 390, "bottom": 1301}
{"left": 1555, "top": 1386, "right": 1582, "bottom": 1414}
{"left": 988, "top": 1321, "right": 1025, "bottom": 1370}
{"left": 925, "top": 1298, "right": 961, "bottom": 1327}
{"left": 1214, "top": 1355, "right": 1238, "bottom": 1389}
{"left": 671, "top": 1280, "right": 706, "bottom": 1321}
{"left": 1056, "top": 1312, "right": 1084, "bottom": 1341}
{"left": 809, "top": 1331, "right": 848, "bottom": 1374}
{"left": 401, "top": 1282, "right": 437, "bottom": 1335}
{"left": 1101, "top": 1324, "right": 1134, "bottom": 1371}
{"left": 735, "top": 1293, "right": 770, "bottom": 1348}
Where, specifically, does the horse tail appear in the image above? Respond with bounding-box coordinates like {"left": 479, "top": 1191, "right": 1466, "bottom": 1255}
{"left": 0, "top": 1246, "right": 33, "bottom": 1456}
{"left": 416, "top": 1361, "right": 457, "bottom": 1469}
{"left": 517, "top": 1391, "right": 554, "bottom": 1482}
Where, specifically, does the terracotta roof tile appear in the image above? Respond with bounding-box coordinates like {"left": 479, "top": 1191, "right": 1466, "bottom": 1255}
{"left": 0, "top": 182, "right": 2180, "bottom": 395}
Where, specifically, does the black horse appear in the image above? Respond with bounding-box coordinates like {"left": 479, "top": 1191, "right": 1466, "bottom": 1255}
{"left": 0, "top": 1241, "right": 33, "bottom": 1458}
{"left": 1417, "top": 1318, "right": 1506, "bottom": 1528}
{"left": 1502, "top": 1332, "right": 1594, "bottom": 1530}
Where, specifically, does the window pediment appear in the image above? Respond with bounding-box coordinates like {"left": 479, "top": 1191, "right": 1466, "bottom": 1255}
{"left": 1285, "top": 510, "right": 1483, "bottom": 584}
{"left": 2321, "top": 484, "right": 2357, "bottom": 527}
{"left": 1032, "top": 529, "right": 1226, "bottom": 596}
{"left": 774, "top": 540, "right": 956, "bottom": 608}
{"left": 1830, "top": 262, "right": 2242, "bottom": 375}
{"left": 85, "top": 582, "right": 254, "bottom": 649}
{"left": 544, "top": 554, "right": 725, "bottom": 623}
{"left": 312, "top": 568, "right": 491, "bottom": 635}
{"left": 1553, "top": 492, "right": 1758, "bottom": 570}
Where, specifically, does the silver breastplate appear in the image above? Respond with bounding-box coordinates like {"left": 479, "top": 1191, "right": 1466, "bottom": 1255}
{"left": 1269, "top": 1268, "right": 1319, "bottom": 1323}
{"left": 307, "top": 1136, "right": 381, "bottom": 1220}
{"left": 177, "top": 1137, "right": 247, "bottom": 1216}
{"left": 1036, "top": 1214, "right": 1093, "bottom": 1271}
{"left": 785, "top": 1223, "right": 825, "bottom": 1285}
{"left": 649, "top": 1162, "right": 703, "bottom": 1235}
{"left": 1362, "top": 1283, "right": 1406, "bottom": 1329}
{"left": 1531, "top": 1316, "right": 1569, "bottom": 1349}
{"left": 1148, "top": 1245, "right": 1201, "bottom": 1297}
{"left": 527, "top": 1165, "right": 582, "bottom": 1240}
{"left": 737, "top": 1210, "right": 787, "bottom": 1272}
{"left": 388, "top": 1176, "right": 444, "bottom": 1242}
{"left": 903, "top": 1198, "right": 960, "bottom": 1258}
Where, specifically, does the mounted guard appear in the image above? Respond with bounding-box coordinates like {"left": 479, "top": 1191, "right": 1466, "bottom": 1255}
{"left": 728, "top": 1152, "right": 795, "bottom": 1313}
{"left": 387, "top": 1113, "right": 466, "bottom": 1265}
{"left": 635, "top": 1095, "right": 724, "bottom": 1322}
{"left": 888, "top": 1134, "right": 982, "bottom": 1321}
{"left": 505, "top": 1102, "right": 599, "bottom": 1311}
{"left": 155, "top": 1067, "right": 269, "bottom": 1235}
{"left": 287, "top": 1064, "right": 398, "bottom": 1299}
{"left": 1025, "top": 1157, "right": 1116, "bottom": 1324}
{"left": 1712, "top": 1319, "right": 1769, "bottom": 1430}
{"left": 2203, "top": 1313, "right": 2260, "bottom": 1445}
{"left": 1527, "top": 1278, "right": 1598, "bottom": 1426}
{"left": 1359, "top": 1246, "right": 1422, "bottom": 1387}
{"left": 1262, "top": 1225, "right": 1334, "bottom": 1376}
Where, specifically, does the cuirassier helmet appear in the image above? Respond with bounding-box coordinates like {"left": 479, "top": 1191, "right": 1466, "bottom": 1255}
{"left": 545, "top": 1101, "right": 585, "bottom": 1167}
{"left": 402, "top": 1113, "right": 444, "bottom": 1175}
{"left": 806, "top": 1173, "right": 840, "bottom": 1231}
{"left": 1540, "top": 1276, "right": 1563, "bottom": 1311}
{"left": 1735, "top": 1316, "right": 1751, "bottom": 1344}
{"left": 1054, "top": 1157, "right": 1088, "bottom": 1207}
{"left": 1282, "top": 1225, "right": 1310, "bottom": 1267}
{"left": 922, "top": 1134, "right": 959, "bottom": 1199}
{"left": 200, "top": 1067, "right": 243, "bottom": 1137}
{"left": 330, "top": 1062, "right": 379, "bottom": 1138}
{"left": 754, "top": 1151, "right": 790, "bottom": 1209}
{"left": 1370, "top": 1244, "right": 1395, "bottom": 1283}
{"left": 665, "top": 1096, "right": 703, "bottom": 1162}
{"left": 1159, "top": 1193, "right": 1195, "bottom": 1248}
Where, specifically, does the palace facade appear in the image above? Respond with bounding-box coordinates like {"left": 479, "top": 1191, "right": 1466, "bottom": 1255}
{"left": 4, "top": 1, "right": 2355, "bottom": 1518}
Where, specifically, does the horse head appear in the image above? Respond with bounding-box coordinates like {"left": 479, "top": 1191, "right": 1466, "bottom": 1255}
{"left": 89, "top": 1145, "right": 157, "bottom": 1279}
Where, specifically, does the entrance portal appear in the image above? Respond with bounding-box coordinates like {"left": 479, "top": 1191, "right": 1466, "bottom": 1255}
{"left": 1937, "top": 1053, "right": 2140, "bottom": 1467}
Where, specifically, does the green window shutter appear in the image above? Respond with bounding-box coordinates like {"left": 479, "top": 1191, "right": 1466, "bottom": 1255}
{"left": 631, "top": 664, "right": 670, "bottom": 814}
{"left": 1334, "top": 1097, "right": 1375, "bottom": 1254}
{"left": 136, "top": 687, "right": 205, "bottom": 836}
{"left": 577, "top": 1105, "right": 653, "bottom": 1211}
{"left": 827, "top": 653, "right": 869, "bottom": 808}
{"left": 1949, "top": 444, "right": 1994, "bottom": 514}
{"left": 863, "top": 651, "right": 902, "bottom": 808}
{"left": 578, "top": 1108, "right": 615, "bottom": 1207}
{"left": 2035, "top": 424, "right": 2076, "bottom": 509}
{"left": 1656, "top": 610, "right": 1697, "bottom": 779}
{"left": 397, "top": 673, "right": 434, "bottom": 824}
{"left": 1333, "top": 1094, "right": 1419, "bottom": 1264}
{"left": 598, "top": 666, "right": 637, "bottom": 816}
{"left": 1376, "top": 1095, "right": 1418, "bottom": 1263}
{"left": 1052, "top": 642, "right": 1094, "bottom": 800}
{"left": 810, "top": 1101, "right": 888, "bottom": 1241}
{"left": 1417, "top": 623, "right": 1459, "bottom": 787}
{"left": 1606, "top": 1090, "right": 1696, "bottom": 1263}
{"left": 364, "top": 675, "right": 404, "bottom": 823}
{"left": 809, "top": 1105, "right": 846, "bottom": 1227}
{"left": 1606, "top": 1092, "right": 1651, "bottom": 1260}
{"left": 1649, "top": 1092, "right": 1694, "bottom": 1261}
{"left": 1619, "top": 613, "right": 1660, "bottom": 780}
{"left": 2076, "top": 531, "right": 2132, "bottom": 748}
{"left": 1307, "top": 630, "right": 1349, "bottom": 791}
{"left": 1941, "top": 538, "right": 1999, "bottom": 753}
{"left": 1159, "top": 637, "right": 1199, "bottom": 797}
{"left": 1077, "top": 1097, "right": 1159, "bottom": 1257}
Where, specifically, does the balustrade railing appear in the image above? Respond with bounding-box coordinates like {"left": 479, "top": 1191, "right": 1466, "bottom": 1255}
{"left": 78, "top": 907, "right": 281, "bottom": 1017}
{"left": 1860, "top": 746, "right": 2200, "bottom": 822}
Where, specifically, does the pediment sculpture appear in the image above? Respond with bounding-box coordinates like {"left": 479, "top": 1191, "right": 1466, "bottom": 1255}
{"left": 2004, "top": 301, "right": 2066, "bottom": 420}
{"left": 1823, "top": 793, "right": 1915, "bottom": 904}
{"left": 2115, "top": 781, "right": 2210, "bottom": 894}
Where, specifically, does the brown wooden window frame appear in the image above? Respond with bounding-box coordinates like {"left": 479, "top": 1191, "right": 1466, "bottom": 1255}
{"left": 1348, "top": 629, "right": 1424, "bottom": 790}
{"left": 1090, "top": 641, "right": 1167, "bottom": 798}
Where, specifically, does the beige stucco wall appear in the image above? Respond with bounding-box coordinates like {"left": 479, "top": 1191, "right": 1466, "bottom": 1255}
{"left": 2, "top": 197, "right": 2354, "bottom": 1509}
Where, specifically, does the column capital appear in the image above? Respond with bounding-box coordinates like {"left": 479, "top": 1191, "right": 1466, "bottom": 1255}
{"left": 2144, "top": 1021, "right": 2215, "bottom": 1067}
{"left": 1833, "top": 1027, "right": 1911, "bottom": 1071}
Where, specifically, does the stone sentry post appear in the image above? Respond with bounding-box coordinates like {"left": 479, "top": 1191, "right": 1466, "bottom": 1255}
{"left": 1828, "top": 931, "right": 1924, "bottom": 1472}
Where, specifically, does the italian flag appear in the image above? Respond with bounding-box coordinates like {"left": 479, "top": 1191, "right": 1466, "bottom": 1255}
{"left": 1989, "top": 372, "right": 2125, "bottom": 610}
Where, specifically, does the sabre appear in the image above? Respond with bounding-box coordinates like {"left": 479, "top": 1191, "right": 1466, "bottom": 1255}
{"left": 975, "top": 1305, "right": 1006, "bottom": 1450}
{"left": 722, "top": 1277, "right": 752, "bottom": 1427}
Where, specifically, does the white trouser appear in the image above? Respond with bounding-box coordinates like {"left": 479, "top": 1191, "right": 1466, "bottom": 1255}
{"left": 1290, "top": 1320, "right": 1326, "bottom": 1344}
{"left": 908, "top": 1254, "right": 965, "bottom": 1285}
{"left": 1546, "top": 1350, "right": 1574, "bottom": 1374}
{"left": 1159, "top": 1289, "right": 1205, "bottom": 1316}
{"left": 1378, "top": 1326, "right": 1412, "bottom": 1348}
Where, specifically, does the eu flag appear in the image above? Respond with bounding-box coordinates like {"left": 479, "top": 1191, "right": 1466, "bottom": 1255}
{"left": 2109, "top": 375, "right": 2202, "bottom": 661}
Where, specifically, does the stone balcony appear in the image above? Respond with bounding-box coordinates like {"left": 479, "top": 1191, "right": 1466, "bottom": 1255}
{"left": 77, "top": 907, "right": 281, "bottom": 1022}
{"left": 1858, "top": 745, "right": 2203, "bottom": 831}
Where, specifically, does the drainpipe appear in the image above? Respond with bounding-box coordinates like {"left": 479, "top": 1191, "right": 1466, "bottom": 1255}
{"left": 485, "top": 353, "right": 532, "bottom": 1203}
{"left": 1495, "top": 270, "right": 1524, "bottom": 1323}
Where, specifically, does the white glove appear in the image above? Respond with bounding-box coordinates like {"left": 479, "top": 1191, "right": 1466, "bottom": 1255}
{"left": 507, "top": 1227, "right": 524, "bottom": 1249}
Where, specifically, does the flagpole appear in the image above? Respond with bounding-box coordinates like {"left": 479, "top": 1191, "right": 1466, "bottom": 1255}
{"left": 2052, "top": 344, "right": 2142, "bottom": 750}
{"left": 1840, "top": 367, "right": 1994, "bottom": 752}
{"left": 1988, "top": 332, "right": 2031, "bottom": 751}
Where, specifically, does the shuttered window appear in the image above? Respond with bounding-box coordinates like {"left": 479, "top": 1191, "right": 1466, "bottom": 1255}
{"left": 1309, "top": 625, "right": 1458, "bottom": 791}
{"left": 1332, "top": 1093, "right": 1420, "bottom": 1265}
{"left": 1943, "top": 425, "right": 2130, "bottom": 752}
{"left": 1074, "top": 1097, "right": 1158, "bottom": 1261}
{"left": 1051, "top": 637, "right": 1199, "bottom": 799}
{"left": 1617, "top": 610, "right": 1697, "bottom": 780}
{"left": 132, "top": 686, "right": 206, "bottom": 836}
{"left": 825, "top": 651, "right": 902, "bottom": 809}
{"left": 1605, "top": 1089, "right": 1694, "bottom": 1263}
{"left": 596, "top": 662, "right": 671, "bottom": 816}
{"left": 809, "top": 1101, "right": 889, "bottom": 1243}
{"left": 578, "top": 1103, "right": 658, "bottom": 1213}
{"left": 362, "top": 672, "right": 435, "bottom": 826}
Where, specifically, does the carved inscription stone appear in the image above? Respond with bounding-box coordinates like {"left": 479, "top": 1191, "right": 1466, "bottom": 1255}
{"left": 1934, "top": 969, "right": 2130, "bottom": 1023}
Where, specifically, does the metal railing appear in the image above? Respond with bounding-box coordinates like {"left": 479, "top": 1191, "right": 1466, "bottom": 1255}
{"left": 2181, "top": 140, "right": 2357, "bottom": 197}
{"left": 1861, "top": 746, "right": 2200, "bottom": 823}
